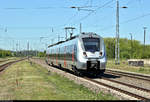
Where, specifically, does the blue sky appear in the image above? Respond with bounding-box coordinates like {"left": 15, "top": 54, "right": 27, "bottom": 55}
{"left": 0, "top": 0, "right": 149, "bottom": 51}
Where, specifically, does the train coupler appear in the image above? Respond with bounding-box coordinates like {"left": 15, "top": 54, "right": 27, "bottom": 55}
{"left": 87, "top": 60, "right": 100, "bottom": 71}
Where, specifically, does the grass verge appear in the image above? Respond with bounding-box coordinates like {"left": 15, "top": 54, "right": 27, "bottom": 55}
{"left": 107, "top": 59, "right": 150, "bottom": 74}
{"left": 0, "top": 60, "right": 118, "bottom": 100}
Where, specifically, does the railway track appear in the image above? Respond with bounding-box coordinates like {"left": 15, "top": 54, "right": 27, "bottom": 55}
{"left": 0, "top": 58, "right": 26, "bottom": 72}
{"left": 0, "top": 58, "right": 19, "bottom": 63}
{"left": 0, "top": 59, "right": 9, "bottom": 63}
{"left": 30, "top": 58, "right": 150, "bottom": 100}
{"left": 105, "top": 69, "right": 150, "bottom": 82}
{"left": 84, "top": 77, "right": 150, "bottom": 101}
{"left": 84, "top": 74, "right": 150, "bottom": 100}
{"left": 70, "top": 68, "right": 150, "bottom": 100}
{"left": 45, "top": 65, "right": 150, "bottom": 100}
{"left": 101, "top": 77, "right": 150, "bottom": 93}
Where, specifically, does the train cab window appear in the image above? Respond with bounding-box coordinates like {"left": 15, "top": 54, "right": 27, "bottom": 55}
{"left": 82, "top": 38, "right": 100, "bottom": 52}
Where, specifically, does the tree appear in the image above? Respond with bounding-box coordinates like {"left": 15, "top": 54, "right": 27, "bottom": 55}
{"left": 104, "top": 37, "right": 150, "bottom": 59}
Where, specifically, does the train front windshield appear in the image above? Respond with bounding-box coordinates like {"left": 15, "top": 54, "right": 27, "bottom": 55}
{"left": 82, "top": 38, "right": 100, "bottom": 52}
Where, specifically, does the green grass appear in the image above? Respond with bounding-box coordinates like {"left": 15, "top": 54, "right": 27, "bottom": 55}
{"left": 0, "top": 57, "right": 21, "bottom": 65}
{"left": 0, "top": 60, "right": 118, "bottom": 100}
{"left": 107, "top": 59, "right": 150, "bottom": 74}
{"left": 0, "top": 57, "right": 15, "bottom": 61}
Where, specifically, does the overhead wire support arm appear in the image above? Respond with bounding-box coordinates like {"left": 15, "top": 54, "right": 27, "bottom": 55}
{"left": 70, "top": 6, "right": 95, "bottom": 12}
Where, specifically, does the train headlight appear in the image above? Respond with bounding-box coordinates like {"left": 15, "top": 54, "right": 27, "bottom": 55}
{"left": 100, "top": 51, "right": 103, "bottom": 57}
{"left": 83, "top": 52, "right": 87, "bottom": 57}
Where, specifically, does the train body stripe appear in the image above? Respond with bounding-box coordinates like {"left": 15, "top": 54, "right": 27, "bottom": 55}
{"left": 56, "top": 48, "right": 58, "bottom": 64}
{"left": 72, "top": 46, "right": 74, "bottom": 62}
{"left": 52, "top": 49, "right": 54, "bottom": 61}
{"left": 64, "top": 46, "right": 66, "bottom": 67}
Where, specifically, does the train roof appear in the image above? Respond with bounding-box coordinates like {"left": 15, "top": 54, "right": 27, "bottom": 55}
{"left": 48, "top": 35, "right": 78, "bottom": 48}
{"left": 79, "top": 32, "right": 101, "bottom": 38}
{"left": 48, "top": 32, "right": 101, "bottom": 48}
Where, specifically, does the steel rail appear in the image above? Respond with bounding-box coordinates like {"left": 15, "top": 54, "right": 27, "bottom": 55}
{"left": 84, "top": 77, "right": 149, "bottom": 101}
{"left": 0, "top": 58, "right": 26, "bottom": 72}
{"left": 34, "top": 58, "right": 150, "bottom": 101}
{"left": 101, "top": 77, "right": 150, "bottom": 93}
{"left": 0, "top": 59, "right": 9, "bottom": 63}
{"left": 107, "top": 69, "right": 150, "bottom": 78}
{"left": 105, "top": 70, "right": 150, "bottom": 82}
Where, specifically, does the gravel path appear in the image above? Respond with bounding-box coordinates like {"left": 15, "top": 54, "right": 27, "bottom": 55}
{"left": 94, "top": 78, "right": 150, "bottom": 99}
{"left": 30, "top": 58, "right": 139, "bottom": 100}
{"left": 107, "top": 75, "right": 150, "bottom": 91}
{"left": 107, "top": 68, "right": 150, "bottom": 77}
{"left": 105, "top": 69, "right": 150, "bottom": 92}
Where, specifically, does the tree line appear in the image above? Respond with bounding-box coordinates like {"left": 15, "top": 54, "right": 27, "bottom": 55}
{"left": 104, "top": 38, "right": 150, "bottom": 59}
{"left": 0, "top": 37, "right": 150, "bottom": 59}
{"left": 0, "top": 49, "right": 12, "bottom": 57}
{"left": 36, "top": 38, "right": 150, "bottom": 59}
{"left": 0, "top": 50, "right": 46, "bottom": 58}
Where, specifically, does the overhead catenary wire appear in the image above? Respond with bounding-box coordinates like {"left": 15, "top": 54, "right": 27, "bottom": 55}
{"left": 3, "top": 4, "right": 150, "bottom": 34}
{"left": 75, "top": 0, "right": 115, "bottom": 23}
{"left": 75, "top": 0, "right": 147, "bottom": 31}
{"left": 1, "top": 0, "right": 149, "bottom": 50}
{"left": 69, "top": 0, "right": 147, "bottom": 33}
{"left": 67, "top": 0, "right": 115, "bottom": 29}
{"left": 92, "top": 11, "right": 150, "bottom": 32}
{"left": 0, "top": 0, "right": 114, "bottom": 31}
{"left": 3, "top": 6, "right": 70, "bottom": 10}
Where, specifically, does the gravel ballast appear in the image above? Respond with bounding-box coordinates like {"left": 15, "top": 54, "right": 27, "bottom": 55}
{"left": 30, "top": 58, "right": 139, "bottom": 100}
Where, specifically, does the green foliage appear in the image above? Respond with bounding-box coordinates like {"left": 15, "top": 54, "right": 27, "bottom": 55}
{"left": 0, "top": 50, "right": 12, "bottom": 58}
{"left": 139, "top": 67, "right": 145, "bottom": 72}
{"left": 0, "top": 60, "right": 118, "bottom": 100}
{"left": 0, "top": 49, "right": 46, "bottom": 58}
{"left": 38, "top": 51, "right": 46, "bottom": 57}
{"left": 104, "top": 38, "right": 150, "bottom": 59}
{"left": 104, "top": 38, "right": 115, "bottom": 59}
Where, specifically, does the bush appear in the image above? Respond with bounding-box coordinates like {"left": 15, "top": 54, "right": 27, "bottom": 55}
{"left": 104, "top": 38, "right": 150, "bottom": 59}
